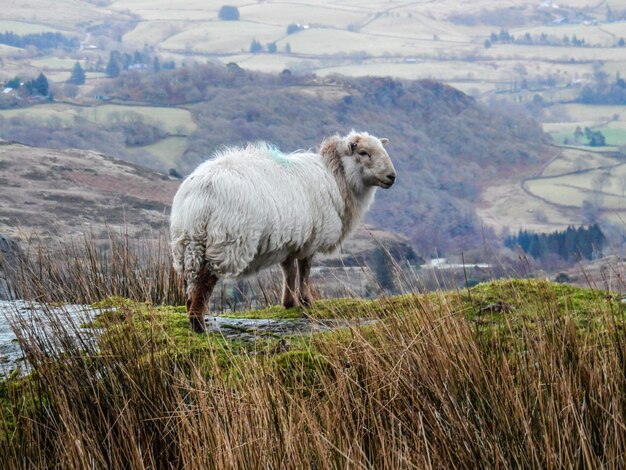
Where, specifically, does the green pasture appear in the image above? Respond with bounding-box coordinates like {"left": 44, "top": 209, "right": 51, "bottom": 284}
{"left": 541, "top": 148, "right": 619, "bottom": 177}
{"left": 483, "top": 43, "right": 626, "bottom": 63}
{"left": 279, "top": 28, "right": 453, "bottom": 57}
{"left": 362, "top": 13, "right": 477, "bottom": 42}
{"left": 123, "top": 21, "right": 184, "bottom": 47}
{"left": 79, "top": 105, "right": 196, "bottom": 135}
{"left": 0, "top": 105, "right": 74, "bottom": 123}
{"left": 160, "top": 21, "right": 284, "bottom": 54}
{"left": 42, "top": 71, "right": 71, "bottom": 83}
{"left": 2, "top": 0, "right": 106, "bottom": 30}
{"left": 240, "top": 2, "right": 366, "bottom": 28}
{"left": 526, "top": 166, "right": 626, "bottom": 210}
{"left": 555, "top": 104, "right": 625, "bottom": 123}
{"left": 133, "top": 136, "right": 188, "bottom": 168}
{"left": 548, "top": 128, "right": 625, "bottom": 149}
{"left": 110, "top": 0, "right": 221, "bottom": 21}
{"left": 0, "top": 44, "right": 21, "bottom": 59}
{"left": 0, "top": 20, "right": 69, "bottom": 35}
{"left": 0, "top": 103, "right": 196, "bottom": 135}
{"left": 29, "top": 57, "right": 86, "bottom": 70}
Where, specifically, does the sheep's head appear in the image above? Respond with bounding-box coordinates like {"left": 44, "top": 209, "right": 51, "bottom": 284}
{"left": 331, "top": 132, "right": 396, "bottom": 191}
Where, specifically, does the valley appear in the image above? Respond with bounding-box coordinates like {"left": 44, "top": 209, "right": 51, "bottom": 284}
{"left": 1, "top": 0, "right": 626, "bottom": 260}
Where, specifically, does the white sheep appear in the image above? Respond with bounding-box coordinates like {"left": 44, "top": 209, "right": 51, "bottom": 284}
{"left": 170, "top": 131, "right": 396, "bottom": 332}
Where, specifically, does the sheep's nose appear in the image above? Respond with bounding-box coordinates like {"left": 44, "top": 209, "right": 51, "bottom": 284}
{"left": 387, "top": 174, "right": 396, "bottom": 184}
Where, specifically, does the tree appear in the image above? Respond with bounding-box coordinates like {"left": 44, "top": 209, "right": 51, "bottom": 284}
{"left": 267, "top": 42, "right": 277, "bottom": 53}
{"left": 34, "top": 72, "right": 49, "bottom": 96}
{"left": 574, "top": 126, "right": 584, "bottom": 142}
{"left": 284, "top": 42, "right": 291, "bottom": 54}
{"left": 483, "top": 39, "right": 492, "bottom": 49}
{"left": 106, "top": 53, "right": 121, "bottom": 77}
{"left": 619, "top": 37, "right": 625, "bottom": 47}
{"left": 249, "top": 39, "right": 263, "bottom": 53}
{"left": 584, "top": 127, "right": 606, "bottom": 146}
{"left": 218, "top": 5, "right": 240, "bottom": 21}
{"left": 286, "top": 23, "right": 303, "bottom": 35}
{"left": 370, "top": 247, "right": 396, "bottom": 293}
{"left": 68, "top": 61, "right": 86, "bottom": 85}
{"left": 5, "top": 77, "right": 20, "bottom": 89}
{"left": 152, "top": 56, "right": 161, "bottom": 73}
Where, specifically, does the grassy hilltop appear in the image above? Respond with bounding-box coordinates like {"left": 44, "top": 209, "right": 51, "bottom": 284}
{"left": 3, "top": 278, "right": 626, "bottom": 467}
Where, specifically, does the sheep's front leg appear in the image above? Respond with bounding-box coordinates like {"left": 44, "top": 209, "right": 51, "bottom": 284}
{"left": 187, "top": 266, "right": 219, "bottom": 333}
{"left": 281, "top": 257, "right": 297, "bottom": 309}
{"left": 297, "top": 256, "right": 313, "bottom": 306}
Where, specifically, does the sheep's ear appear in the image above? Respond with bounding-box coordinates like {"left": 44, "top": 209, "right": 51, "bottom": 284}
{"left": 349, "top": 141, "right": 357, "bottom": 154}
{"left": 380, "top": 138, "right": 389, "bottom": 145}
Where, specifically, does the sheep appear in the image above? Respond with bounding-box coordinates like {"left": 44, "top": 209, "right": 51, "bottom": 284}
{"left": 170, "top": 131, "right": 397, "bottom": 332}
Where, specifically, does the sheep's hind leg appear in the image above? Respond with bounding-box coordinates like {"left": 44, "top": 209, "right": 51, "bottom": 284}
{"left": 281, "top": 257, "right": 297, "bottom": 309}
{"left": 187, "top": 266, "right": 219, "bottom": 333}
{"left": 297, "top": 256, "right": 313, "bottom": 306}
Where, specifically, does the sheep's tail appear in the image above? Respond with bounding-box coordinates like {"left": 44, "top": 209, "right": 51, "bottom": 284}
{"left": 171, "top": 236, "right": 206, "bottom": 299}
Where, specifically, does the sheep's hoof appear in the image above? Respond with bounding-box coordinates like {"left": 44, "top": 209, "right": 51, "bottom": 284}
{"left": 189, "top": 316, "right": 206, "bottom": 333}
{"left": 299, "top": 296, "right": 311, "bottom": 307}
{"left": 282, "top": 298, "right": 295, "bottom": 309}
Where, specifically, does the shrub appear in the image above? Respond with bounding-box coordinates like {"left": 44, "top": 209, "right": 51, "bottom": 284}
{"left": 218, "top": 5, "right": 240, "bottom": 21}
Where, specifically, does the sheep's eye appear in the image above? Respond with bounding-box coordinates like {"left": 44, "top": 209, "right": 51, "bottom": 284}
{"left": 358, "top": 150, "right": 370, "bottom": 158}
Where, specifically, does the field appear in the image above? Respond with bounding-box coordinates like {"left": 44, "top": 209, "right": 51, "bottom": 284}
{"left": 130, "top": 136, "right": 188, "bottom": 167}
{"left": 159, "top": 21, "right": 286, "bottom": 54}
{"left": 478, "top": 144, "right": 626, "bottom": 233}
{"left": 0, "top": 0, "right": 122, "bottom": 31}
{"left": 0, "top": 20, "right": 69, "bottom": 35}
{"left": 0, "top": 103, "right": 195, "bottom": 167}
{"left": 2, "top": 0, "right": 624, "bottom": 97}
{"left": 1, "top": 0, "right": 625, "bottom": 103}
{"left": 0, "top": 103, "right": 195, "bottom": 133}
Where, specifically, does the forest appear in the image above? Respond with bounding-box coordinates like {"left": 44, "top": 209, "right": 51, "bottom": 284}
{"left": 505, "top": 224, "right": 606, "bottom": 261}
{"left": 0, "top": 31, "right": 79, "bottom": 51}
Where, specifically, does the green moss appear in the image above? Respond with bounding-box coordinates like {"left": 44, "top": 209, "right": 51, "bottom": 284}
{"left": 87, "top": 280, "right": 622, "bottom": 368}
{"left": 29, "top": 280, "right": 626, "bottom": 385}
{"left": 223, "top": 295, "right": 423, "bottom": 320}
{"left": 272, "top": 349, "right": 334, "bottom": 391}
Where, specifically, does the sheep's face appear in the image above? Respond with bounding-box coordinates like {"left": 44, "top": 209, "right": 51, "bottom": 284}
{"left": 341, "top": 134, "right": 396, "bottom": 191}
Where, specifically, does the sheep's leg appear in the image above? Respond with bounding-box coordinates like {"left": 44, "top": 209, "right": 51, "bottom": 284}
{"left": 187, "top": 266, "right": 218, "bottom": 333}
{"left": 297, "top": 256, "right": 313, "bottom": 306}
{"left": 281, "top": 257, "right": 297, "bottom": 309}
{"left": 184, "top": 277, "right": 192, "bottom": 312}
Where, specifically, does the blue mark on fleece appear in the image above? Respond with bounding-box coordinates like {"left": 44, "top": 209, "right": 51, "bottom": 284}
{"left": 265, "top": 143, "right": 291, "bottom": 167}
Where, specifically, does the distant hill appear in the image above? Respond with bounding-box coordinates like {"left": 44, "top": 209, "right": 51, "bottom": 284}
{"left": 101, "top": 65, "right": 551, "bottom": 253}
{"left": 0, "top": 139, "right": 179, "bottom": 240}
{"left": 0, "top": 64, "right": 552, "bottom": 256}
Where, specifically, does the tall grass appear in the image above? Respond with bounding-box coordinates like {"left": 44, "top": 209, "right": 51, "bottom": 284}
{"left": 2, "top": 236, "right": 626, "bottom": 468}
{"left": 5, "top": 228, "right": 184, "bottom": 306}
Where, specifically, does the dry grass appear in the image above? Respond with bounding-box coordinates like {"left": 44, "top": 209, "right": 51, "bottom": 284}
{"left": 6, "top": 229, "right": 184, "bottom": 306}
{"left": 2, "top": 236, "right": 626, "bottom": 468}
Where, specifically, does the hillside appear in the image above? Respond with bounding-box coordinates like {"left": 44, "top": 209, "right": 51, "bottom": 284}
{"left": 102, "top": 65, "right": 550, "bottom": 253}
{"left": 0, "top": 65, "right": 551, "bottom": 254}
{"left": 0, "top": 139, "right": 179, "bottom": 240}
{"left": 3, "top": 1, "right": 626, "bottom": 246}
{"left": 0, "top": 139, "right": 414, "bottom": 269}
